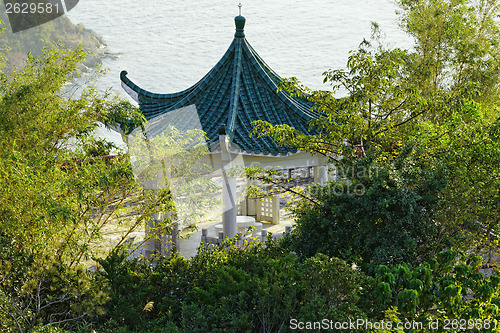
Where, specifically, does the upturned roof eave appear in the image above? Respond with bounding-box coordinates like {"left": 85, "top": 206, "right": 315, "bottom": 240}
{"left": 120, "top": 38, "right": 240, "bottom": 106}
{"left": 120, "top": 15, "right": 319, "bottom": 156}
{"left": 120, "top": 35, "right": 316, "bottom": 122}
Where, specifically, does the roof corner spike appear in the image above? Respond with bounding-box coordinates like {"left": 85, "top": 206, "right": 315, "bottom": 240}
{"left": 238, "top": 2, "right": 242, "bottom": 16}
{"left": 234, "top": 5, "right": 246, "bottom": 38}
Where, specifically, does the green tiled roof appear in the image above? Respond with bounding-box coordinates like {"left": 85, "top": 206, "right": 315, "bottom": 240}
{"left": 120, "top": 15, "right": 317, "bottom": 156}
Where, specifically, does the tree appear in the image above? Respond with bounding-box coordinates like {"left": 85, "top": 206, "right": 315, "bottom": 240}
{"left": 282, "top": 149, "right": 449, "bottom": 272}
{"left": 252, "top": 0, "right": 500, "bottom": 258}
{"left": 396, "top": 0, "right": 500, "bottom": 115}
{"left": 96, "top": 238, "right": 368, "bottom": 332}
{"left": 394, "top": 0, "right": 500, "bottom": 252}
{"left": 252, "top": 41, "right": 424, "bottom": 165}
{"left": 0, "top": 44, "right": 178, "bottom": 332}
{"left": 373, "top": 251, "right": 500, "bottom": 332}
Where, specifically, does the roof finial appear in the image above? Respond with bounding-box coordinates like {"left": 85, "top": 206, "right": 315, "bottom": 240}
{"left": 238, "top": 3, "right": 242, "bottom": 16}
{"left": 234, "top": 4, "right": 246, "bottom": 38}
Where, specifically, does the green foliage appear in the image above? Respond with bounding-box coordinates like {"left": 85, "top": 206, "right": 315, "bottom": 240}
{"left": 0, "top": 12, "right": 107, "bottom": 73}
{"left": 373, "top": 251, "right": 500, "bottom": 331}
{"left": 283, "top": 151, "right": 448, "bottom": 272}
{"left": 1, "top": 1, "right": 500, "bottom": 331}
{"left": 81, "top": 137, "right": 118, "bottom": 157}
{"left": 252, "top": 0, "right": 500, "bottom": 263}
{"left": 252, "top": 40, "right": 423, "bottom": 166}
{"left": 396, "top": 0, "right": 500, "bottom": 112}
{"left": 96, "top": 240, "right": 367, "bottom": 332}
{"left": 396, "top": 97, "right": 500, "bottom": 255}
{"left": 0, "top": 232, "right": 108, "bottom": 333}
{"left": 0, "top": 44, "right": 173, "bottom": 332}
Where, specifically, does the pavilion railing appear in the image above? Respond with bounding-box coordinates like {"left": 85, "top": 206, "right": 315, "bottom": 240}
{"left": 238, "top": 195, "right": 280, "bottom": 225}
{"left": 200, "top": 226, "right": 291, "bottom": 249}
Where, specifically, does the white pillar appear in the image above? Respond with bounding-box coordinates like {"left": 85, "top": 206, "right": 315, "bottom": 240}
{"left": 220, "top": 134, "right": 237, "bottom": 238}
{"left": 145, "top": 210, "right": 162, "bottom": 257}
{"left": 314, "top": 159, "right": 328, "bottom": 185}
{"left": 247, "top": 179, "right": 257, "bottom": 216}
{"left": 247, "top": 197, "right": 256, "bottom": 216}
{"left": 271, "top": 195, "right": 280, "bottom": 225}
{"left": 239, "top": 198, "right": 247, "bottom": 216}
{"left": 140, "top": 156, "right": 174, "bottom": 258}
{"left": 160, "top": 212, "right": 176, "bottom": 256}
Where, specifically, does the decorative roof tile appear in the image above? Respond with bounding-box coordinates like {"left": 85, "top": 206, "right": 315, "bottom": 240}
{"left": 121, "top": 16, "right": 317, "bottom": 156}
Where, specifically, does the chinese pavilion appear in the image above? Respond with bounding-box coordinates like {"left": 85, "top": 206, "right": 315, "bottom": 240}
{"left": 121, "top": 14, "right": 329, "bottom": 242}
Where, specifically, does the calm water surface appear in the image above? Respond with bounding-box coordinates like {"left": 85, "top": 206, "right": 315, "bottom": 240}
{"left": 67, "top": 0, "right": 412, "bottom": 94}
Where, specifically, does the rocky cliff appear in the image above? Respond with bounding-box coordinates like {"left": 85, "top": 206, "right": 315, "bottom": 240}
{"left": 0, "top": 13, "right": 113, "bottom": 73}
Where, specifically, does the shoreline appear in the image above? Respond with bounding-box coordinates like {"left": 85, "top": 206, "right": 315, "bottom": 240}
{"left": 0, "top": 13, "right": 115, "bottom": 73}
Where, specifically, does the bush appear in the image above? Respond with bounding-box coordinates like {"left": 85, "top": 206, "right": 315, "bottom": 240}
{"left": 283, "top": 152, "right": 448, "bottom": 273}
{"left": 371, "top": 251, "right": 500, "bottom": 327}
{"left": 96, "top": 238, "right": 368, "bottom": 332}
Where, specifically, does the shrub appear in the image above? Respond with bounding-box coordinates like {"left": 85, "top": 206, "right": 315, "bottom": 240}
{"left": 283, "top": 153, "right": 448, "bottom": 273}
{"left": 96, "top": 238, "right": 368, "bottom": 332}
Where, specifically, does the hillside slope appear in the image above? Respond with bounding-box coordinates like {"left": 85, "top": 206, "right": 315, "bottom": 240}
{"left": 0, "top": 12, "right": 112, "bottom": 73}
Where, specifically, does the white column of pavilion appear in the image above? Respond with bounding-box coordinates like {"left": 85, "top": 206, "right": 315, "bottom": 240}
{"left": 220, "top": 133, "right": 237, "bottom": 238}
{"left": 314, "top": 158, "right": 329, "bottom": 185}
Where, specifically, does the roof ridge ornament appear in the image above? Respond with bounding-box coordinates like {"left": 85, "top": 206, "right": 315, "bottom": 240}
{"left": 234, "top": 4, "right": 246, "bottom": 38}
{"left": 120, "top": 9, "right": 318, "bottom": 155}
